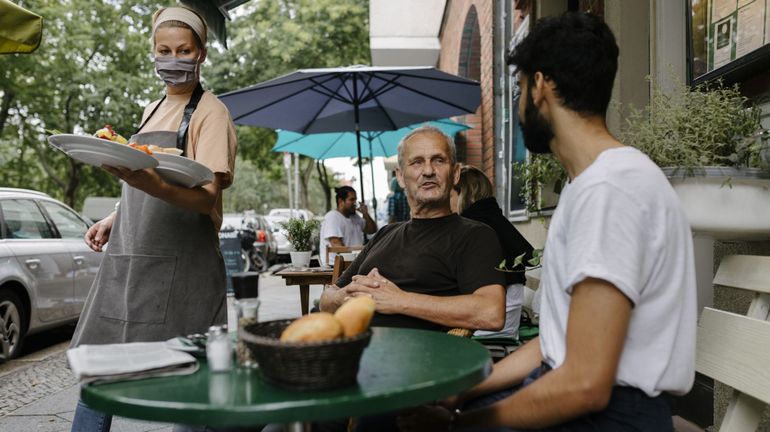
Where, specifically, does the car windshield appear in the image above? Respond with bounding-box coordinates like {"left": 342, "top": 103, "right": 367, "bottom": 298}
{"left": 221, "top": 215, "right": 242, "bottom": 231}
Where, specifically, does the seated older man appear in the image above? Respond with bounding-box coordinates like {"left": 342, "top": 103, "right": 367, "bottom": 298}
{"left": 320, "top": 126, "right": 506, "bottom": 333}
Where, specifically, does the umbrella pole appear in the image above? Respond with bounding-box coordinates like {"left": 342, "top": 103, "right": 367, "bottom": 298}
{"left": 353, "top": 76, "right": 366, "bottom": 206}
{"left": 369, "top": 141, "right": 377, "bottom": 224}
{"left": 355, "top": 127, "right": 366, "bottom": 206}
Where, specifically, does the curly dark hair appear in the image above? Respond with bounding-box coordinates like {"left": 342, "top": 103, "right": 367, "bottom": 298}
{"left": 508, "top": 12, "right": 619, "bottom": 117}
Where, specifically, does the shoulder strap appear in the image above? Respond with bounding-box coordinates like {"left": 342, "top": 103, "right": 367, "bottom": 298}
{"left": 134, "top": 96, "right": 166, "bottom": 135}
{"left": 176, "top": 83, "right": 205, "bottom": 157}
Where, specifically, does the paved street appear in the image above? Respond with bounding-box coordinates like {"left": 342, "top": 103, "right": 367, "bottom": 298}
{"left": 0, "top": 272, "right": 321, "bottom": 432}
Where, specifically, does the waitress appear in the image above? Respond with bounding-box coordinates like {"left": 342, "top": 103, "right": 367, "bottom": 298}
{"left": 70, "top": 6, "right": 237, "bottom": 432}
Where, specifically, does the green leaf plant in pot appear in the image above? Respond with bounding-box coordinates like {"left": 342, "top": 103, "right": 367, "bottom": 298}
{"left": 622, "top": 77, "right": 770, "bottom": 239}
{"left": 280, "top": 217, "right": 320, "bottom": 268}
{"left": 512, "top": 154, "right": 567, "bottom": 214}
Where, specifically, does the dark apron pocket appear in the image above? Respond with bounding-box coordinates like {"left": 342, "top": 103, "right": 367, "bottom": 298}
{"left": 99, "top": 254, "right": 177, "bottom": 324}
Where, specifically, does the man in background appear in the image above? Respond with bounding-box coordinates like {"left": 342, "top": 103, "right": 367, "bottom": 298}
{"left": 319, "top": 186, "right": 376, "bottom": 267}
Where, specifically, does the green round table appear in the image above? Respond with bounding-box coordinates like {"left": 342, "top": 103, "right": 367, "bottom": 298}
{"left": 81, "top": 327, "right": 491, "bottom": 428}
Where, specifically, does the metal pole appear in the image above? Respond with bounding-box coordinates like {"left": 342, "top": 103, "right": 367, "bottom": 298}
{"left": 294, "top": 152, "right": 300, "bottom": 215}
{"left": 285, "top": 153, "right": 293, "bottom": 218}
{"left": 352, "top": 75, "right": 366, "bottom": 205}
{"left": 369, "top": 141, "right": 377, "bottom": 223}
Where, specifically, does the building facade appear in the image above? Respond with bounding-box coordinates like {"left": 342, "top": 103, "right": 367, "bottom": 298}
{"left": 370, "top": 0, "right": 770, "bottom": 429}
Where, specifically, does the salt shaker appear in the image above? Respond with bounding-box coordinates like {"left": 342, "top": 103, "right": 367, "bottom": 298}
{"left": 206, "top": 325, "right": 232, "bottom": 372}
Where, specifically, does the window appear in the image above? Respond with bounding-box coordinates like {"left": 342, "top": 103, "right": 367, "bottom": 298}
{"left": 39, "top": 200, "right": 89, "bottom": 239}
{"left": 0, "top": 199, "right": 54, "bottom": 240}
{"left": 688, "top": 0, "right": 770, "bottom": 84}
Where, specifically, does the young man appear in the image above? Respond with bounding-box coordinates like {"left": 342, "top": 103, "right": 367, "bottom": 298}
{"left": 319, "top": 186, "right": 377, "bottom": 266}
{"left": 399, "top": 12, "right": 697, "bottom": 431}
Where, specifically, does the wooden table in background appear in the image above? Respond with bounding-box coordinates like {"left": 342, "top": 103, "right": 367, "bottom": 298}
{"left": 275, "top": 268, "right": 333, "bottom": 315}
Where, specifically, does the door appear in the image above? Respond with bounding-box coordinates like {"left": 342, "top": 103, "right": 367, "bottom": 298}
{"left": 0, "top": 199, "right": 74, "bottom": 322}
{"left": 38, "top": 200, "right": 99, "bottom": 316}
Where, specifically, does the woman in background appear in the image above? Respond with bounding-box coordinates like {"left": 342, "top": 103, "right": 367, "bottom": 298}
{"left": 451, "top": 165, "right": 533, "bottom": 338}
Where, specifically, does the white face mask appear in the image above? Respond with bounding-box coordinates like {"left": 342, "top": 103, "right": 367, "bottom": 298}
{"left": 154, "top": 55, "right": 200, "bottom": 86}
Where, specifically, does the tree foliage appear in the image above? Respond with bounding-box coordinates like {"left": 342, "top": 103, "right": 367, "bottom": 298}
{"left": 0, "top": 0, "right": 369, "bottom": 214}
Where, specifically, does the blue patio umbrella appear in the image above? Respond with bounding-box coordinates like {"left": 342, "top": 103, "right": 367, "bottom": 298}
{"left": 272, "top": 119, "right": 471, "bottom": 217}
{"left": 271, "top": 119, "right": 472, "bottom": 160}
{"left": 219, "top": 65, "right": 480, "bottom": 203}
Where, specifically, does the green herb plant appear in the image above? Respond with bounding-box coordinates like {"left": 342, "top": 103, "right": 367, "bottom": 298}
{"left": 280, "top": 218, "right": 320, "bottom": 252}
{"left": 622, "top": 77, "right": 764, "bottom": 171}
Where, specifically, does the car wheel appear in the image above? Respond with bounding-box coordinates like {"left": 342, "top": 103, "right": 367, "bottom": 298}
{"left": 0, "top": 290, "right": 26, "bottom": 360}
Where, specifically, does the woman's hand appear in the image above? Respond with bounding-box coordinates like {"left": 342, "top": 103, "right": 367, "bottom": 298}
{"left": 85, "top": 211, "right": 116, "bottom": 252}
{"left": 102, "top": 165, "right": 166, "bottom": 196}
{"left": 397, "top": 405, "right": 454, "bottom": 432}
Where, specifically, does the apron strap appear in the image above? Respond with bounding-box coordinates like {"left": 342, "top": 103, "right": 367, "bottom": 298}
{"left": 134, "top": 95, "right": 166, "bottom": 135}
{"left": 133, "top": 83, "right": 205, "bottom": 158}
{"left": 177, "top": 83, "right": 205, "bottom": 157}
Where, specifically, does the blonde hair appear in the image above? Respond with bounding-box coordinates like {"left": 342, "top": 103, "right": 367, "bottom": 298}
{"left": 454, "top": 165, "right": 494, "bottom": 213}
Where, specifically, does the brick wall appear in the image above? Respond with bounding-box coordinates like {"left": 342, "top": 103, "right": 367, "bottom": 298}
{"left": 439, "top": 0, "right": 496, "bottom": 184}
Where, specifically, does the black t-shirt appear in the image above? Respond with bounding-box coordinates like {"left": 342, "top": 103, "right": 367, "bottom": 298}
{"left": 336, "top": 214, "right": 505, "bottom": 331}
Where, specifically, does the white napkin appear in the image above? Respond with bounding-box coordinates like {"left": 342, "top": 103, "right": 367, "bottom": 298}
{"left": 67, "top": 341, "right": 198, "bottom": 385}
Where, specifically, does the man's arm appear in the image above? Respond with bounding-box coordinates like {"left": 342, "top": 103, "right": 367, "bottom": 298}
{"left": 345, "top": 268, "right": 505, "bottom": 330}
{"left": 358, "top": 203, "right": 377, "bottom": 234}
{"left": 455, "top": 277, "right": 632, "bottom": 430}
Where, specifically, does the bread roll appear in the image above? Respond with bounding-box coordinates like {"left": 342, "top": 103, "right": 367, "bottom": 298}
{"left": 334, "top": 296, "right": 376, "bottom": 337}
{"left": 280, "top": 312, "right": 343, "bottom": 342}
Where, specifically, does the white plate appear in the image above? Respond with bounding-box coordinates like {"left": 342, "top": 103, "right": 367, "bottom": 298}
{"left": 153, "top": 153, "right": 214, "bottom": 188}
{"left": 48, "top": 134, "right": 158, "bottom": 171}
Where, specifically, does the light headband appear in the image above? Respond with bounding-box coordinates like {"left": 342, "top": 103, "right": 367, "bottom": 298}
{"left": 152, "top": 7, "right": 207, "bottom": 47}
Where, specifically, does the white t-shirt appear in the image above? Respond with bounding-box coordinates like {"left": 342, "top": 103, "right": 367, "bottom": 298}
{"left": 538, "top": 147, "right": 697, "bottom": 397}
{"left": 319, "top": 210, "right": 365, "bottom": 266}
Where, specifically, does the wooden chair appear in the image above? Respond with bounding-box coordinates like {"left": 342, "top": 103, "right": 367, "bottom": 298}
{"left": 696, "top": 254, "right": 770, "bottom": 431}
{"left": 325, "top": 245, "right": 363, "bottom": 267}
{"left": 331, "top": 254, "right": 355, "bottom": 285}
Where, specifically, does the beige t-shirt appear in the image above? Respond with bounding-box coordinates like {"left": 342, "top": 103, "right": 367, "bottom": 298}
{"left": 139, "top": 89, "right": 237, "bottom": 231}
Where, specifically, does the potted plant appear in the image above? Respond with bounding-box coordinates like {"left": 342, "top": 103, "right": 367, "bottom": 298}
{"left": 622, "top": 77, "right": 770, "bottom": 238}
{"left": 280, "top": 217, "right": 320, "bottom": 268}
{"left": 513, "top": 154, "right": 566, "bottom": 213}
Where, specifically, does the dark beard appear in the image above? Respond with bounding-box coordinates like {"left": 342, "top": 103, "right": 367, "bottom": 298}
{"left": 521, "top": 89, "right": 554, "bottom": 154}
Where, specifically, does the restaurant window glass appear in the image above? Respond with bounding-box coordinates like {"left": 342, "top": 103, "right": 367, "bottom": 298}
{"left": 689, "top": 0, "right": 770, "bottom": 84}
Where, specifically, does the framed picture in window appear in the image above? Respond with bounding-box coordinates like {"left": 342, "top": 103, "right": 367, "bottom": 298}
{"left": 688, "top": 0, "right": 770, "bottom": 85}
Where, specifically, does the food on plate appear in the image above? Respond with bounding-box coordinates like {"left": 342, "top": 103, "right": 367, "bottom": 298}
{"left": 128, "top": 143, "right": 153, "bottom": 155}
{"left": 334, "top": 296, "right": 376, "bottom": 337}
{"left": 148, "top": 145, "right": 184, "bottom": 156}
{"left": 279, "top": 312, "right": 343, "bottom": 342}
{"left": 94, "top": 124, "right": 128, "bottom": 144}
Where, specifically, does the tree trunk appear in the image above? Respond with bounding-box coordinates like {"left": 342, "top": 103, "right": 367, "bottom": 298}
{"left": 298, "top": 156, "right": 315, "bottom": 209}
{"left": 0, "top": 90, "right": 14, "bottom": 138}
{"left": 316, "top": 160, "right": 332, "bottom": 212}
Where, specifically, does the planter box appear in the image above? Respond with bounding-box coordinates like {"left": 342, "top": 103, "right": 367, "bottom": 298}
{"left": 664, "top": 167, "right": 770, "bottom": 239}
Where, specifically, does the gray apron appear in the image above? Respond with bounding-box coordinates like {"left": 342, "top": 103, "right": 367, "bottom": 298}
{"left": 71, "top": 129, "right": 226, "bottom": 347}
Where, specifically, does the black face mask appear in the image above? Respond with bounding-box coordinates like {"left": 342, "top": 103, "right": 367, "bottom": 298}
{"left": 520, "top": 83, "right": 554, "bottom": 154}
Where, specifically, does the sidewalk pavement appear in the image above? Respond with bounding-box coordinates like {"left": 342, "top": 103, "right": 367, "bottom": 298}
{"left": 0, "top": 273, "right": 322, "bottom": 432}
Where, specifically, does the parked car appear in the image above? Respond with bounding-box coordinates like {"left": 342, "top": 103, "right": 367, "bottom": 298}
{"left": 264, "top": 215, "right": 291, "bottom": 260}
{"left": 242, "top": 211, "right": 278, "bottom": 264}
{"left": 267, "top": 208, "right": 315, "bottom": 221}
{"left": 220, "top": 212, "right": 275, "bottom": 272}
{"left": 0, "top": 188, "right": 101, "bottom": 359}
